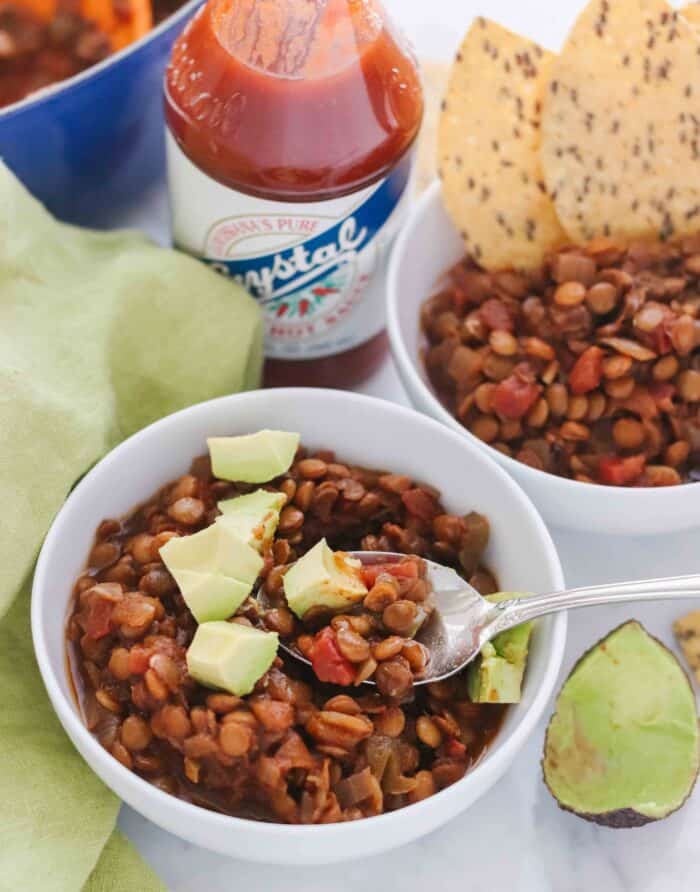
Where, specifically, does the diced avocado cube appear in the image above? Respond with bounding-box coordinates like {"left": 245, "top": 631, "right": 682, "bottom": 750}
{"left": 216, "top": 489, "right": 286, "bottom": 553}
{"left": 172, "top": 571, "right": 251, "bottom": 624}
{"left": 467, "top": 591, "right": 533, "bottom": 704}
{"left": 283, "top": 538, "right": 367, "bottom": 619}
{"left": 160, "top": 521, "right": 263, "bottom": 584}
{"left": 218, "top": 489, "right": 286, "bottom": 517}
{"left": 187, "top": 621, "right": 279, "bottom": 696}
{"left": 207, "top": 430, "right": 300, "bottom": 483}
{"left": 159, "top": 522, "right": 263, "bottom": 622}
{"left": 467, "top": 641, "right": 526, "bottom": 703}
{"left": 492, "top": 618, "right": 532, "bottom": 667}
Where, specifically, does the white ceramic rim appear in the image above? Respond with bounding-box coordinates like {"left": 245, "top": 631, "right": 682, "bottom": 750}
{"left": 31, "top": 388, "right": 567, "bottom": 844}
{"left": 0, "top": 0, "right": 201, "bottom": 120}
{"left": 387, "top": 180, "right": 700, "bottom": 513}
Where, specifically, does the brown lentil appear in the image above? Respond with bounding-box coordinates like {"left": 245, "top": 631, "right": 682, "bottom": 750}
{"left": 586, "top": 281, "right": 618, "bottom": 315}
{"left": 471, "top": 415, "right": 500, "bottom": 443}
{"left": 375, "top": 660, "right": 413, "bottom": 700}
{"left": 678, "top": 370, "right": 700, "bottom": 402}
{"left": 373, "top": 706, "right": 406, "bottom": 738}
{"left": 219, "top": 722, "right": 253, "bottom": 758}
{"left": 653, "top": 355, "right": 679, "bottom": 381}
{"left": 604, "top": 376, "right": 636, "bottom": 400}
{"left": 490, "top": 330, "right": 518, "bottom": 356}
{"left": 363, "top": 581, "right": 399, "bottom": 612}
{"left": 167, "top": 498, "right": 205, "bottom": 526}
{"left": 108, "top": 647, "right": 131, "bottom": 681}
{"left": 372, "top": 636, "right": 405, "bottom": 662}
{"left": 407, "top": 770, "right": 436, "bottom": 803}
{"left": 335, "top": 628, "right": 371, "bottom": 664}
{"left": 416, "top": 715, "right": 443, "bottom": 748}
{"left": 612, "top": 418, "right": 646, "bottom": 451}
{"left": 666, "top": 441, "right": 691, "bottom": 467}
{"left": 382, "top": 600, "right": 418, "bottom": 636}
{"left": 602, "top": 355, "right": 632, "bottom": 380}
{"left": 278, "top": 506, "right": 305, "bottom": 534}
{"left": 120, "top": 715, "right": 152, "bottom": 752}
{"left": 294, "top": 480, "right": 316, "bottom": 512}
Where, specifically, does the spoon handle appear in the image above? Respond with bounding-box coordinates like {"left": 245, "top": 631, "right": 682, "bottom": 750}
{"left": 488, "top": 574, "right": 700, "bottom": 636}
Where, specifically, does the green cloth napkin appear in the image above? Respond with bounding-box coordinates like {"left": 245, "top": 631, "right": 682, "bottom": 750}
{"left": 0, "top": 162, "right": 263, "bottom": 891}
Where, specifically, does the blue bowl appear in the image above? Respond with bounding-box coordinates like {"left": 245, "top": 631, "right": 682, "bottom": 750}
{"left": 0, "top": 0, "right": 201, "bottom": 227}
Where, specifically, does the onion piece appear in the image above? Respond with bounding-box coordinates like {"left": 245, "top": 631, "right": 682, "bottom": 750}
{"left": 365, "top": 734, "right": 393, "bottom": 779}
{"left": 382, "top": 749, "right": 418, "bottom": 795}
{"left": 334, "top": 767, "right": 378, "bottom": 808}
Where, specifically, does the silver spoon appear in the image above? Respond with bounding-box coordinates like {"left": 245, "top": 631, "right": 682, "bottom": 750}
{"left": 263, "top": 551, "right": 700, "bottom": 686}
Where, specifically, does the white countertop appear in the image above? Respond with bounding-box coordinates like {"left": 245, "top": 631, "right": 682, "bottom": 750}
{"left": 117, "top": 2, "right": 700, "bottom": 888}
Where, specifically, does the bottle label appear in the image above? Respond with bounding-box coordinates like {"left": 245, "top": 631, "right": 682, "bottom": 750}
{"left": 167, "top": 132, "right": 412, "bottom": 360}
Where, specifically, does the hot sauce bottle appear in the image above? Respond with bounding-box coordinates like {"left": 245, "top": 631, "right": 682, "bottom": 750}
{"left": 165, "top": 0, "right": 423, "bottom": 387}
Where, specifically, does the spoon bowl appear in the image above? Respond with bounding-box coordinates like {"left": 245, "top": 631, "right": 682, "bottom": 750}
{"left": 263, "top": 551, "right": 700, "bottom": 687}
{"left": 261, "top": 551, "right": 498, "bottom": 686}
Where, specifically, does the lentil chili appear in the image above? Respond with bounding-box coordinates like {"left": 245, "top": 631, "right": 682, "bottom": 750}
{"left": 0, "top": 0, "right": 183, "bottom": 109}
{"left": 421, "top": 238, "right": 700, "bottom": 486}
{"left": 67, "top": 446, "right": 505, "bottom": 824}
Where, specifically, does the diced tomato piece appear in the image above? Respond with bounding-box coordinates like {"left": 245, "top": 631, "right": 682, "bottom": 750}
{"left": 444, "top": 738, "right": 467, "bottom": 759}
{"left": 651, "top": 320, "right": 673, "bottom": 355}
{"left": 569, "top": 346, "right": 603, "bottom": 395}
{"left": 479, "top": 298, "right": 513, "bottom": 331}
{"left": 309, "top": 628, "right": 356, "bottom": 686}
{"left": 401, "top": 488, "right": 438, "bottom": 521}
{"left": 85, "top": 598, "right": 114, "bottom": 640}
{"left": 649, "top": 381, "right": 675, "bottom": 413}
{"left": 491, "top": 372, "right": 541, "bottom": 420}
{"left": 360, "top": 560, "right": 420, "bottom": 588}
{"left": 598, "top": 454, "right": 646, "bottom": 486}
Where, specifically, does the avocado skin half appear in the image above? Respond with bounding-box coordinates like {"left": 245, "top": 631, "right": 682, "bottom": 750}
{"left": 542, "top": 620, "right": 700, "bottom": 828}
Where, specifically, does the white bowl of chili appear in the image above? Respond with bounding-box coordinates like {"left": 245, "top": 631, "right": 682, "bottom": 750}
{"left": 387, "top": 182, "right": 700, "bottom": 535}
{"left": 32, "top": 388, "right": 565, "bottom": 864}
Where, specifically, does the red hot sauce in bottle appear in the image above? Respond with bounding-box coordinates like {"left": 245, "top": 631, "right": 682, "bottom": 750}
{"left": 165, "top": 0, "right": 423, "bottom": 387}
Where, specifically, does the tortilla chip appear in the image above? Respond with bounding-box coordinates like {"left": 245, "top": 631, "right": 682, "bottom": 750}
{"left": 415, "top": 61, "right": 450, "bottom": 194}
{"left": 673, "top": 610, "right": 700, "bottom": 684}
{"left": 438, "top": 17, "right": 566, "bottom": 270}
{"left": 680, "top": 2, "right": 700, "bottom": 25}
{"left": 540, "top": 0, "right": 700, "bottom": 244}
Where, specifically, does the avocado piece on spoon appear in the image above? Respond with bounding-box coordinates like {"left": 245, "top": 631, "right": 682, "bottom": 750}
{"left": 543, "top": 621, "right": 700, "bottom": 827}
{"left": 283, "top": 538, "right": 368, "bottom": 619}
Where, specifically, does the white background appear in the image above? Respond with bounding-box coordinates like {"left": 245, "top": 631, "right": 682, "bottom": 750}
{"left": 118, "top": 2, "right": 700, "bottom": 889}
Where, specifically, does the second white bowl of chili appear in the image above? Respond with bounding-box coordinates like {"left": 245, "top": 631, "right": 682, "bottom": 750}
{"left": 387, "top": 182, "right": 700, "bottom": 535}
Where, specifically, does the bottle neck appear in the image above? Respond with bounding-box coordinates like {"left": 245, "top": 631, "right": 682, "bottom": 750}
{"left": 164, "top": 1, "right": 423, "bottom": 202}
